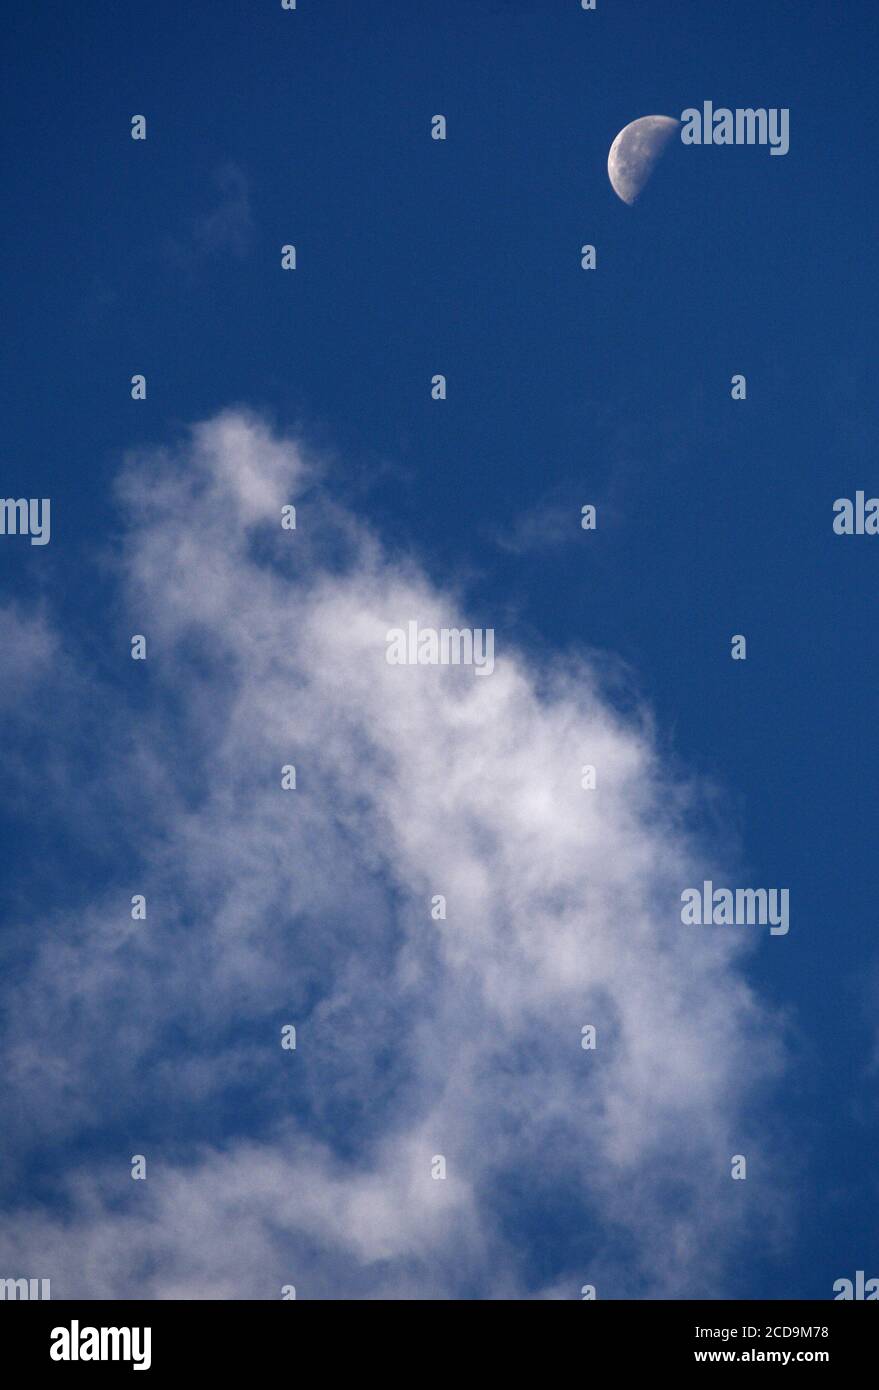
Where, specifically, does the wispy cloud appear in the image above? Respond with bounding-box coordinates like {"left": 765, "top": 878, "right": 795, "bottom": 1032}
{"left": 0, "top": 412, "right": 785, "bottom": 1298}
{"left": 163, "top": 163, "right": 253, "bottom": 266}
{"left": 489, "top": 492, "right": 580, "bottom": 555}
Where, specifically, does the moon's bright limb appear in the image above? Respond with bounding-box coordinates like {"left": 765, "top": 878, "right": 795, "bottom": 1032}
{"left": 607, "top": 115, "right": 679, "bottom": 205}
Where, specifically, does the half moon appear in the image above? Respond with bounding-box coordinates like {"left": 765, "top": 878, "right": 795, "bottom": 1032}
{"left": 607, "top": 115, "right": 679, "bottom": 205}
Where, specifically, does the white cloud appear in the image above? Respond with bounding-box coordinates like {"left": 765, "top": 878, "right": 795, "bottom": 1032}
{"left": 0, "top": 412, "right": 785, "bottom": 1298}
{"left": 0, "top": 603, "right": 57, "bottom": 709}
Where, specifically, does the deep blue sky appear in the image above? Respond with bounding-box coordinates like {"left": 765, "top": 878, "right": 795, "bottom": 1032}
{"left": 2, "top": 0, "right": 878, "bottom": 1297}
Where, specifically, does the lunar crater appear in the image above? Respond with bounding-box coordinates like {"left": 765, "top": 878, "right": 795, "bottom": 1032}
{"left": 608, "top": 115, "right": 679, "bottom": 205}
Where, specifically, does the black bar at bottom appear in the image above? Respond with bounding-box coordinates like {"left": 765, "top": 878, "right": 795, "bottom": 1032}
{"left": 0, "top": 1298, "right": 875, "bottom": 1374}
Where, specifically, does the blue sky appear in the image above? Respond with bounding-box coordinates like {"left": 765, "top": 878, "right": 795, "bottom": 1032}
{"left": 1, "top": 0, "right": 877, "bottom": 1298}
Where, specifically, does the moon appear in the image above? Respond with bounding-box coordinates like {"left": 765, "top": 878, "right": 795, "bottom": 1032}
{"left": 607, "top": 115, "right": 679, "bottom": 205}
